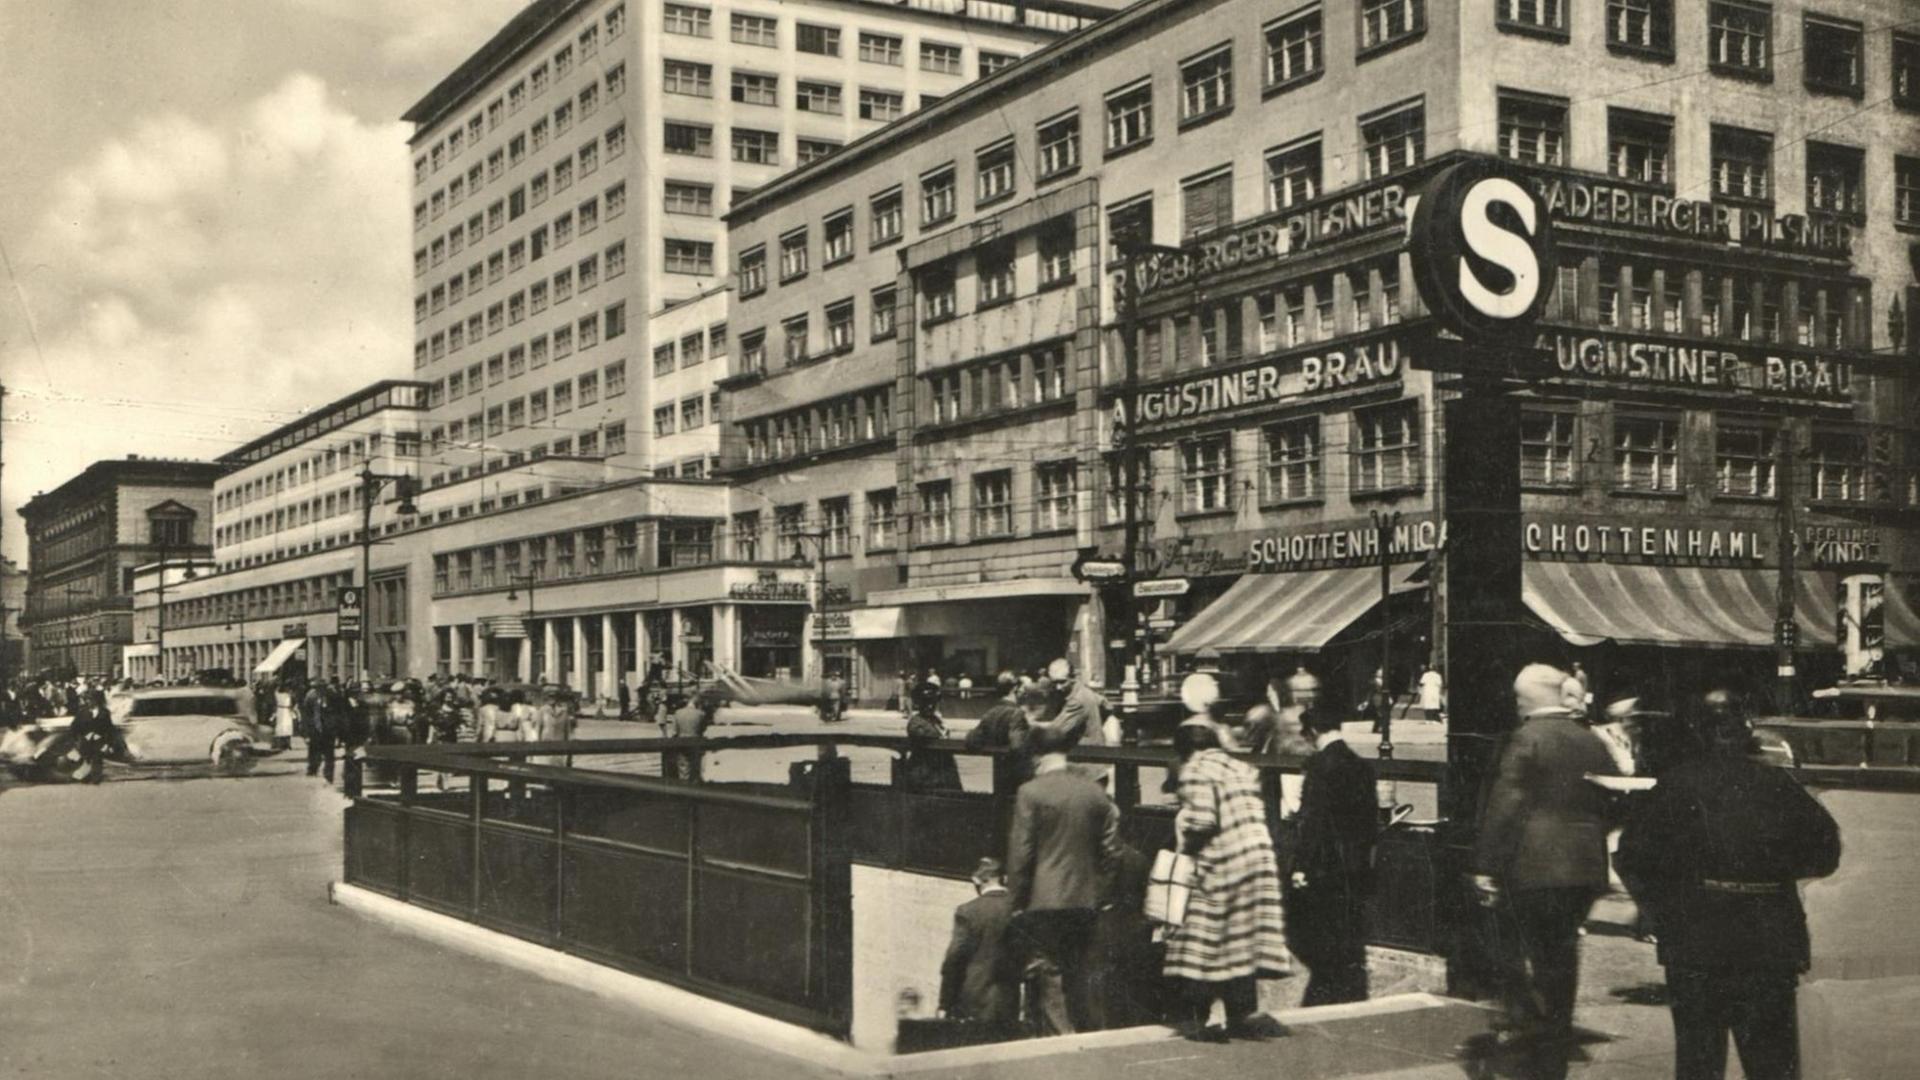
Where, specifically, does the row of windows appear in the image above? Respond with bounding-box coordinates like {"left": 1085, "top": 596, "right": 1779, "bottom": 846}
{"left": 415, "top": 69, "right": 625, "bottom": 218}
{"left": 161, "top": 572, "right": 354, "bottom": 630}
{"left": 415, "top": 244, "right": 629, "bottom": 369}
{"left": 416, "top": 184, "right": 626, "bottom": 320}
{"left": 739, "top": 388, "right": 894, "bottom": 465}
{"left": 653, "top": 321, "right": 730, "bottom": 376}
{"left": 414, "top": 131, "right": 626, "bottom": 286}
{"left": 923, "top": 345, "right": 1073, "bottom": 427}
{"left": 414, "top": 2, "right": 626, "bottom": 184}
{"left": 426, "top": 367, "right": 630, "bottom": 453}
{"left": 422, "top": 426, "right": 631, "bottom": 493}
{"left": 659, "top": 5, "right": 1020, "bottom": 74}
{"left": 661, "top": 118, "right": 850, "bottom": 168}
{"left": 433, "top": 517, "right": 721, "bottom": 594}
{"left": 653, "top": 392, "right": 723, "bottom": 436}
{"left": 218, "top": 432, "right": 412, "bottom": 513}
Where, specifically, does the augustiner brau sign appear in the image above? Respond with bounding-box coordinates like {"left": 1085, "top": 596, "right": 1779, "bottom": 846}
{"left": 1539, "top": 329, "right": 1855, "bottom": 401}
{"left": 1111, "top": 333, "right": 1406, "bottom": 426}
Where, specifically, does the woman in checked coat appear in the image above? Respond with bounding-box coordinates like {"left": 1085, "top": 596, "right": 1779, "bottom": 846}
{"left": 1164, "top": 707, "right": 1292, "bottom": 1042}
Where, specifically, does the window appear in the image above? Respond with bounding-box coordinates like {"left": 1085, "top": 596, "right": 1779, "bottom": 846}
{"left": 928, "top": 370, "right": 962, "bottom": 422}
{"left": 554, "top": 101, "right": 573, "bottom": 136}
{"left": 681, "top": 396, "right": 705, "bottom": 430}
{"left": 797, "top": 23, "right": 839, "bottom": 55}
{"left": 1179, "top": 435, "right": 1233, "bottom": 512}
{"left": 1265, "top": 135, "right": 1321, "bottom": 210}
{"left": 859, "top": 88, "right": 904, "bottom": 122}
{"left": 660, "top": 522, "right": 714, "bottom": 567}
{"left": 978, "top": 246, "right": 1016, "bottom": 306}
{"left": 824, "top": 212, "right": 854, "bottom": 263}
{"left": 1606, "top": 0, "right": 1672, "bottom": 53}
{"left": 1897, "top": 155, "right": 1920, "bottom": 228}
{"left": 665, "top": 121, "right": 713, "bottom": 157}
{"left": 1180, "top": 47, "right": 1233, "bottom": 122}
{"left": 1716, "top": 420, "right": 1776, "bottom": 496}
{"left": 665, "top": 238, "right": 713, "bottom": 275}
{"left": 1031, "top": 346, "right": 1068, "bottom": 402}
{"left": 977, "top": 140, "right": 1016, "bottom": 203}
{"left": 605, "top": 240, "right": 625, "bottom": 278}
{"left": 1521, "top": 407, "right": 1577, "bottom": 486}
{"left": 1035, "top": 112, "right": 1081, "bottom": 180}
{"left": 923, "top": 266, "right": 956, "bottom": 322}
{"left": 1265, "top": 6, "right": 1323, "bottom": 87}
{"left": 1709, "top": 1, "right": 1770, "bottom": 77}
{"left": 1039, "top": 223, "right": 1074, "bottom": 287}
{"left": 1498, "top": 91, "right": 1568, "bottom": 165}
{"left": 797, "top": 80, "right": 842, "bottom": 114}
{"left": 732, "top": 70, "right": 778, "bottom": 106}
{"left": 797, "top": 138, "right": 840, "bottom": 166}
{"left": 654, "top": 405, "right": 676, "bottom": 436}
{"left": 1104, "top": 81, "right": 1152, "bottom": 153}
{"left": 1811, "top": 429, "right": 1867, "bottom": 501}
{"left": 921, "top": 42, "right": 963, "bottom": 74}
{"left": 1361, "top": 0, "right": 1426, "bottom": 51}
{"left": 1608, "top": 108, "right": 1672, "bottom": 187}
{"left": 1614, "top": 411, "right": 1680, "bottom": 491}
{"left": 1804, "top": 16, "right": 1863, "bottom": 96}
{"left": 779, "top": 229, "right": 809, "bottom": 280}
{"left": 1807, "top": 142, "right": 1865, "bottom": 220}
{"left": 1353, "top": 401, "right": 1422, "bottom": 493}
{"left": 663, "top": 60, "right": 711, "bottom": 97}
{"left": 860, "top": 30, "right": 904, "bottom": 65}
{"left": 968, "top": 471, "right": 1013, "bottom": 538}
{"left": 921, "top": 167, "right": 956, "bottom": 224}
{"left": 1360, "top": 99, "right": 1424, "bottom": 178}
{"left": 825, "top": 300, "right": 855, "bottom": 352}
{"left": 871, "top": 188, "right": 903, "bottom": 244}
{"left": 604, "top": 359, "right": 626, "bottom": 397}
{"left": 871, "top": 285, "right": 897, "bottom": 340}
{"left": 1182, "top": 169, "right": 1233, "bottom": 238}
{"left": 1108, "top": 197, "right": 1152, "bottom": 258}
{"left": 740, "top": 330, "right": 766, "bottom": 373}
{"left": 664, "top": 181, "right": 712, "bottom": 216}
{"left": 1711, "top": 126, "right": 1772, "bottom": 203}
{"left": 1897, "top": 33, "right": 1920, "bottom": 110}
{"left": 1498, "top": 0, "right": 1565, "bottom": 36}
{"left": 664, "top": 3, "right": 709, "bottom": 36}
{"left": 680, "top": 333, "right": 706, "bottom": 368}
{"left": 604, "top": 301, "right": 625, "bottom": 340}
{"left": 783, "top": 315, "right": 810, "bottom": 364}
{"left": 919, "top": 482, "right": 952, "bottom": 543}
{"left": 738, "top": 246, "right": 766, "bottom": 295}
{"left": 732, "top": 128, "right": 779, "bottom": 165}
{"left": 865, "top": 490, "right": 897, "bottom": 549}
{"left": 1262, "top": 418, "right": 1322, "bottom": 502}
{"left": 731, "top": 13, "right": 777, "bottom": 46}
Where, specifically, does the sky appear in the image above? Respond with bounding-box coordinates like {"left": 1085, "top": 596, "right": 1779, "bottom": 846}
{"left": 0, "top": 0, "right": 532, "bottom": 564}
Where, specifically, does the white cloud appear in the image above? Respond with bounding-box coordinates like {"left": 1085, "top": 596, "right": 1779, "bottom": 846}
{"left": 1, "top": 72, "right": 413, "bottom": 539}
{"left": 283, "top": 0, "right": 533, "bottom": 66}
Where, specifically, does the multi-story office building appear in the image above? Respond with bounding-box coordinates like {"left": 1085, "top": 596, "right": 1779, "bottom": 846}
{"left": 16, "top": 457, "right": 222, "bottom": 677}
{"left": 647, "top": 286, "right": 732, "bottom": 476}
{"left": 402, "top": 0, "right": 1110, "bottom": 493}
{"left": 725, "top": 0, "right": 1920, "bottom": 705}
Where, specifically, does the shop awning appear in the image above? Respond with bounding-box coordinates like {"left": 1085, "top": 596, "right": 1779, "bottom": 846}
{"left": 480, "top": 615, "right": 527, "bottom": 640}
{"left": 253, "top": 638, "right": 306, "bottom": 675}
{"left": 1523, "top": 563, "right": 1840, "bottom": 649}
{"left": 1165, "top": 564, "right": 1424, "bottom": 655}
{"left": 845, "top": 606, "right": 907, "bottom": 640}
{"left": 868, "top": 577, "right": 1088, "bottom": 606}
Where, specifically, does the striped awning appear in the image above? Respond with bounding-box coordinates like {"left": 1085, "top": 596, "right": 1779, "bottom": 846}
{"left": 1523, "top": 563, "right": 1845, "bottom": 649}
{"left": 480, "top": 615, "right": 527, "bottom": 640}
{"left": 1164, "top": 564, "right": 1424, "bottom": 655}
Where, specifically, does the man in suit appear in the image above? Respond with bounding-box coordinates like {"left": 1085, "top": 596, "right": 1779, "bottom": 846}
{"left": 1617, "top": 690, "right": 1840, "bottom": 1080}
{"left": 1285, "top": 706, "right": 1379, "bottom": 1005}
{"left": 939, "top": 858, "right": 1020, "bottom": 1028}
{"left": 1006, "top": 721, "right": 1123, "bottom": 1035}
{"left": 1463, "top": 663, "right": 1620, "bottom": 1075}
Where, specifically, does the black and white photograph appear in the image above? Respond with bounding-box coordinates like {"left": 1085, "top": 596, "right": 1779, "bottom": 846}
{"left": 2, "top": 0, "right": 1917, "bottom": 1076}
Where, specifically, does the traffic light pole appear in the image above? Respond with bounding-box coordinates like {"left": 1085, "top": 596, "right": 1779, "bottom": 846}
{"left": 356, "top": 466, "right": 416, "bottom": 684}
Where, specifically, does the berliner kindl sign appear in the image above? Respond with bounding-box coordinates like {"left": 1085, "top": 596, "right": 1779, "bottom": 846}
{"left": 1409, "top": 160, "right": 1558, "bottom": 342}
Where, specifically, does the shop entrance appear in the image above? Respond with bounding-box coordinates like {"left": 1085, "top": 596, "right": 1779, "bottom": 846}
{"left": 741, "top": 607, "right": 805, "bottom": 678}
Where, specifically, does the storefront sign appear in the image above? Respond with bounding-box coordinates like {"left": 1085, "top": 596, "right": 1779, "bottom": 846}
{"left": 1133, "top": 578, "right": 1191, "bottom": 599}
{"left": 281, "top": 622, "right": 307, "bottom": 639}
{"left": 1121, "top": 183, "right": 1408, "bottom": 301}
{"left": 1803, "top": 525, "right": 1881, "bottom": 565}
{"left": 1534, "top": 175, "right": 1851, "bottom": 257}
{"left": 1113, "top": 336, "right": 1404, "bottom": 427}
{"left": 1135, "top": 535, "right": 1251, "bottom": 578}
{"left": 814, "top": 610, "right": 853, "bottom": 640}
{"left": 1247, "top": 518, "right": 1446, "bottom": 572}
{"left": 1526, "top": 521, "right": 1767, "bottom": 563}
{"left": 729, "top": 581, "right": 809, "bottom": 601}
{"left": 1409, "top": 160, "right": 1557, "bottom": 342}
{"left": 1538, "top": 330, "right": 1855, "bottom": 401}
{"left": 743, "top": 628, "right": 799, "bottom": 648}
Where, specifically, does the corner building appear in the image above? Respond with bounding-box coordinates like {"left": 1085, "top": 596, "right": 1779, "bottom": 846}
{"left": 725, "top": 0, "right": 1920, "bottom": 708}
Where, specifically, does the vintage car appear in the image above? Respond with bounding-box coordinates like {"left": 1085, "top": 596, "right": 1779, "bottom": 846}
{"left": 3, "top": 687, "right": 278, "bottom": 781}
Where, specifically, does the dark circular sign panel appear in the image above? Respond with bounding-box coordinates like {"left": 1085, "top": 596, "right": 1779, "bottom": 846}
{"left": 1409, "top": 160, "right": 1558, "bottom": 343}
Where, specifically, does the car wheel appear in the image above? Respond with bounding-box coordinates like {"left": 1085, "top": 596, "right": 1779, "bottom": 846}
{"left": 212, "top": 733, "right": 256, "bottom": 775}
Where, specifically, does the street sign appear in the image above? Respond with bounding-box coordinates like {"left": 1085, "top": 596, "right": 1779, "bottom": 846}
{"left": 1133, "top": 577, "right": 1191, "bottom": 599}
{"left": 337, "top": 587, "right": 363, "bottom": 640}
{"left": 1071, "top": 550, "right": 1130, "bottom": 583}
{"left": 1408, "top": 159, "right": 1557, "bottom": 344}
{"left": 1147, "top": 617, "right": 1178, "bottom": 630}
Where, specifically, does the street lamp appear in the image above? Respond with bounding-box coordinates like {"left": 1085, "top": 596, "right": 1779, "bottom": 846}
{"left": 1369, "top": 508, "right": 1403, "bottom": 761}
{"left": 789, "top": 530, "right": 831, "bottom": 679}
{"left": 355, "top": 466, "right": 418, "bottom": 683}
{"left": 506, "top": 573, "right": 538, "bottom": 680}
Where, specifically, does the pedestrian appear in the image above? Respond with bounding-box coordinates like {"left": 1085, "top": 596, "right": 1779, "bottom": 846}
{"left": 272, "top": 679, "right": 299, "bottom": 751}
{"left": 68, "top": 690, "right": 121, "bottom": 784}
{"left": 1005, "top": 722, "right": 1123, "bottom": 1036}
{"left": 1591, "top": 692, "right": 1641, "bottom": 777}
{"left": 1162, "top": 712, "right": 1291, "bottom": 1043}
{"left": 1285, "top": 705, "right": 1378, "bottom": 1006}
{"left": 938, "top": 857, "right": 1020, "bottom": 1030}
{"left": 1418, "top": 661, "right": 1445, "bottom": 722}
{"left": 659, "top": 689, "right": 716, "bottom": 780}
{"left": 1, "top": 681, "right": 28, "bottom": 730}
{"left": 1459, "top": 663, "right": 1620, "bottom": 1075}
{"left": 1083, "top": 841, "right": 1168, "bottom": 1030}
{"left": 965, "top": 672, "right": 1028, "bottom": 778}
{"left": 1616, "top": 690, "right": 1841, "bottom": 1080}
{"left": 336, "top": 680, "right": 370, "bottom": 795}
{"left": 304, "top": 681, "right": 337, "bottom": 783}
{"left": 617, "top": 673, "right": 632, "bottom": 721}
{"left": 1030, "top": 658, "right": 1110, "bottom": 750}
{"left": 902, "top": 679, "right": 962, "bottom": 792}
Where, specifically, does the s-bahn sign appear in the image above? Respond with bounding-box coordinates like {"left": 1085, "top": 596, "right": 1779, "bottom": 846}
{"left": 1409, "top": 160, "right": 1558, "bottom": 343}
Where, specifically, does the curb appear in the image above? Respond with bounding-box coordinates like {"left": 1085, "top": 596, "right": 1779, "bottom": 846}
{"left": 332, "top": 881, "right": 1483, "bottom": 1076}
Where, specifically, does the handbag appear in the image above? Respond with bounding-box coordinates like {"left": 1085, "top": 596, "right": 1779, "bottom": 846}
{"left": 1144, "top": 848, "right": 1197, "bottom": 926}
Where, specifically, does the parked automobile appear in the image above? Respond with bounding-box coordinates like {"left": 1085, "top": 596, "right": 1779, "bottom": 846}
{"left": 2, "top": 687, "right": 277, "bottom": 781}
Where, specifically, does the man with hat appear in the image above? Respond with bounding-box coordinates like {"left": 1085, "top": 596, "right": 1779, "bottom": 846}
{"left": 1617, "top": 689, "right": 1840, "bottom": 1080}
{"left": 938, "top": 857, "right": 1020, "bottom": 1028}
{"left": 1463, "top": 663, "right": 1620, "bottom": 1074}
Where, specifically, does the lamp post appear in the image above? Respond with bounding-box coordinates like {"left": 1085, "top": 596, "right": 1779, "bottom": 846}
{"left": 1370, "top": 508, "right": 1402, "bottom": 761}
{"left": 355, "top": 466, "right": 418, "bottom": 683}
{"left": 1111, "top": 233, "right": 1185, "bottom": 692}
{"left": 789, "top": 529, "right": 831, "bottom": 680}
{"left": 505, "top": 573, "right": 537, "bottom": 681}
